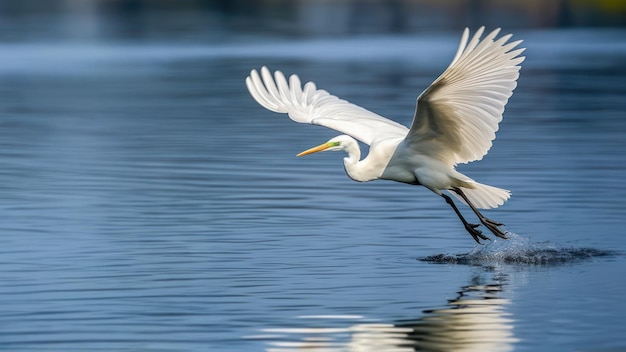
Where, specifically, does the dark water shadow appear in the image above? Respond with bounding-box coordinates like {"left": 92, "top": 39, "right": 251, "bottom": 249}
{"left": 419, "top": 233, "right": 618, "bottom": 266}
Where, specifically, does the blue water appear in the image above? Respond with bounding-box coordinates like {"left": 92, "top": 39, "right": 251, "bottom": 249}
{"left": 1, "top": 25, "right": 625, "bottom": 351}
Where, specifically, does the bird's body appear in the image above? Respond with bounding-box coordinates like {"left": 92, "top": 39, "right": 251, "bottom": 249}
{"left": 246, "top": 27, "right": 525, "bottom": 243}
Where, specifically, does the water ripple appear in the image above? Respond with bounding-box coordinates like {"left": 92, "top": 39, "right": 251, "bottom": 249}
{"left": 419, "top": 233, "right": 617, "bottom": 265}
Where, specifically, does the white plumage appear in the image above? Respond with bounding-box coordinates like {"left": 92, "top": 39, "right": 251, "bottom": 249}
{"left": 246, "top": 27, "right": 525, "bottom": 243}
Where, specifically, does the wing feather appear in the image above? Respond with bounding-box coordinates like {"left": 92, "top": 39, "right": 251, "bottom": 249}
{"left": 405, "top": 27, "right": 525, "bottom": 165}
{"left": 246, "top": 66, "right": 408, "bottom": 145}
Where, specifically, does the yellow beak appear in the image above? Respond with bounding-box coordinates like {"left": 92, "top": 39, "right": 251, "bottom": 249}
{"left": 296, "top": 142, "right": 333, "bottom": 157}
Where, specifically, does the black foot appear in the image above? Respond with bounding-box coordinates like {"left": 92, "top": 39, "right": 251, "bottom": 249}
{"left": 483, "top": 217, "right": 503, "bottom": 227}
{"left": 481, "top": 217, "right": 508, "bottom": 239}
{"left": 465, "top": 223, "right": 489, "bottom": 244}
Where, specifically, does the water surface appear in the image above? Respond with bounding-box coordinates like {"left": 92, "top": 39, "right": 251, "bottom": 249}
{"left": 1, "top": 28, "right": 625, "bottom": 351}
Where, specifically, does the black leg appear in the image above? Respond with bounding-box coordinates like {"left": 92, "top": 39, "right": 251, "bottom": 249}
{"left": 451, "top": 187, "right": 508, "bottom": 239}
{"left": 441, "top": 194, "right": 489, "bottom": 243}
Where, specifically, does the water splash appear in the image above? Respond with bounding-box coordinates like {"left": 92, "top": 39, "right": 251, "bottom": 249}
{"left": 420, "top": 233, "right": 616, "bottom": 265}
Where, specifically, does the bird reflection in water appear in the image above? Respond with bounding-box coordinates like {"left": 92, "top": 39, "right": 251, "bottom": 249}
{"left": 249, "top": 274, "right": 517, "bottom": 351}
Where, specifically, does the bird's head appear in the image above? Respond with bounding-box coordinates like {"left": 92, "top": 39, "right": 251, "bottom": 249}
{"left": 296, "top": 135, "right": 354, "bottom": 156}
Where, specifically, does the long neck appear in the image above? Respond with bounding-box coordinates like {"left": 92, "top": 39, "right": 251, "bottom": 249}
{"left": 342, "top": 142, "right": 378, "bottom": 182}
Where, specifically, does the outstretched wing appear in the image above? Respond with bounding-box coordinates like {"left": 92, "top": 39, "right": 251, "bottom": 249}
{"left": 246, "top": 66, "right": 408, "bottom": 146}
{"left": 405, "top": 27, "right": 525, "bottom": 165}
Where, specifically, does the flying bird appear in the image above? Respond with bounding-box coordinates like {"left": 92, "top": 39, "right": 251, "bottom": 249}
{"left": 245, "top": 27, "right": 525, "bottom": 243}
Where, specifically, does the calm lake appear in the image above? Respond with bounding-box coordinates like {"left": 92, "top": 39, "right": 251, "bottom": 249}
{"left": 1, "top": 24, "right": 625, "bottom": 351}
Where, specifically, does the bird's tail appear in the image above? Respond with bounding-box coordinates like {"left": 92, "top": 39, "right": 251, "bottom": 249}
{"left": 451, "top": 182, "right": 511, "bottom": 210}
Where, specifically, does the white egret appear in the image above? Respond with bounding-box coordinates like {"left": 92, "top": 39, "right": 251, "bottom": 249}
{"left": 245, "top": 27, "right": 525, "bottom": 243}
